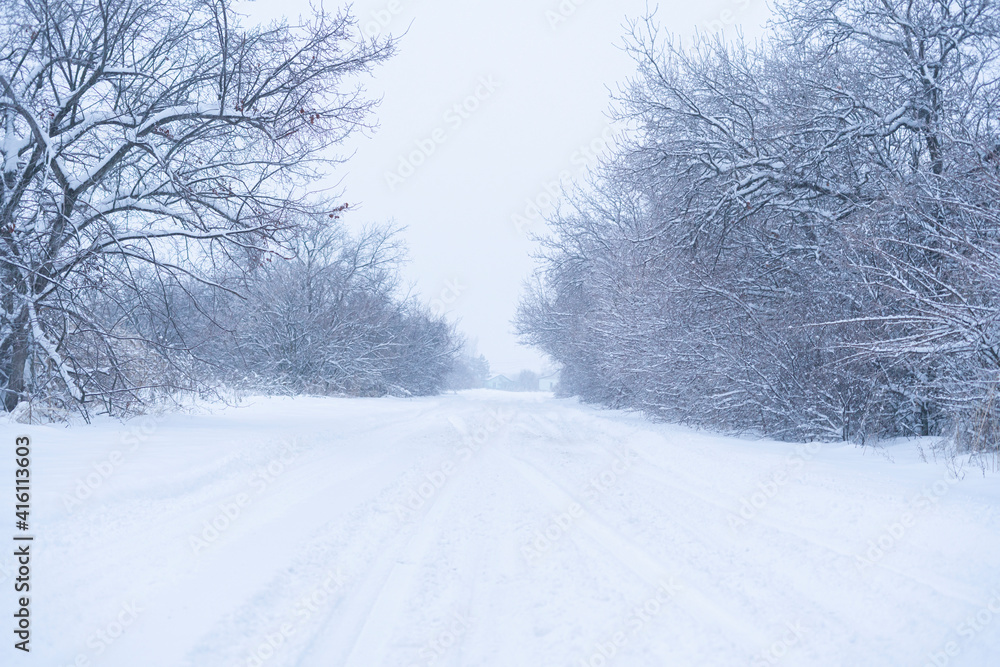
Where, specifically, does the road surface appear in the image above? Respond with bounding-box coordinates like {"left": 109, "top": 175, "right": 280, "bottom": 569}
{"left": 6, "top": 390, "right": 1000, "bottom": 666}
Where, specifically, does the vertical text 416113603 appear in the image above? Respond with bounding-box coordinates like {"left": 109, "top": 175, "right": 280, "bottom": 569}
{"left": 13, "top": 435, "right": 32, "bottom": 653}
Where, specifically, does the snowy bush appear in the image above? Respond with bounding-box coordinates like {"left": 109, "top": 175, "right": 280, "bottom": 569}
{"left": 519, "top": 0, "right": 1000, "bottom": 443}
{"left": 177, "top": 216, "right": 461, "bottom": 398}
{"left": 0, "top": 0, "right": 395, "bottom": 414}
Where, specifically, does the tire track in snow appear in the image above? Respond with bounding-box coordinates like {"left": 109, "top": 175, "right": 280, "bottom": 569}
{"left": 500, "top": 448, "right": 769, "bottom": 651}
{"left": 627, "top": 453, "right": 987, "bottom": 607}
{"left": 296, "top": 436, "right": 472, "bottom": 666}
{"left": 509, "top": 417, "right": 988, "bottom": 664}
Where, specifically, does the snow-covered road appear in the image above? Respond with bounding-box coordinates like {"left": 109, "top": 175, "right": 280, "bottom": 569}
{"left": 5, "top": 391, "right": 1000, "bottom": 666}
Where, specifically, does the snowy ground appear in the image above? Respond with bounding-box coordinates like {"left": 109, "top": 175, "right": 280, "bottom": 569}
{"left": 3, "top": 390, "right": 1000, "bottom": 666}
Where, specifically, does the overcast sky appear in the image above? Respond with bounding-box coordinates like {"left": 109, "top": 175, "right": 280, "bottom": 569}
{"left": 238, "top": 0, "right": 772, "bottom": 376}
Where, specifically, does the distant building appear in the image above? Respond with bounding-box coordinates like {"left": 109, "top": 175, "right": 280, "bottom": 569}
{"left": 538, "top": 372, "right": 559, "bottom": 392}
{"left": 485, "top": 374, "right": 517, "bottom": 391}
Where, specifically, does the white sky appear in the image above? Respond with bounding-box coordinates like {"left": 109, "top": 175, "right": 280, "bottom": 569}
{"left": 239, "top": 0, "right": 771, "bottom": 376}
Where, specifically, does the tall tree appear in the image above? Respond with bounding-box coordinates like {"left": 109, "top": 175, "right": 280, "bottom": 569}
{"left": 0, "top": 0, "right": 393, "bottom": 412}
{"left": 520, "top": 0, "right": 1000, "bottom": 447}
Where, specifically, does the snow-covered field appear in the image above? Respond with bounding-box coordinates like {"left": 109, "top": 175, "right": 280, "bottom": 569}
{"left": 3, "top": 390, "right": 999, "bottom": 666}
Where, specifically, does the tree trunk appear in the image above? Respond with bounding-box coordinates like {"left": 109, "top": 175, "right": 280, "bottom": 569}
{"left": 3, "top": 318, "right": 28, "bottom": 412}
{"left": 918, "top": 401, "right": 931, "bottom": 437}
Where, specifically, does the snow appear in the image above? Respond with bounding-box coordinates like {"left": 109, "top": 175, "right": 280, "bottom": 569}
{"left": 2, "top": 390, "right": 999, "bottom": 666}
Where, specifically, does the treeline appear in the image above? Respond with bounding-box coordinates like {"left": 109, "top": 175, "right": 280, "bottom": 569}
{"left": 519, "top": 0, "right": 1000, "bottom": 451}
{"left": 9, "top": 207, "right": 462, "bottom": 418}
{"left": 0, "top": 0, "right": 459, "bottom": 418}
{"left": 216, "top": 220, "right": 459, "bottom": 398}
{"left": 138, "top": 215, "right": 460, "bottom": 401}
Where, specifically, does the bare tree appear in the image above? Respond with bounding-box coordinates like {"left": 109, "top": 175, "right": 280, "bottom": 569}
{"left": 0, "top": 0, "right": 394, "bottom": 412}
{"left": 192, "top": 213, "right": 460, "bottom": 397}
{"left": 519, "top": 0, "right": 1000, "bottom": 446}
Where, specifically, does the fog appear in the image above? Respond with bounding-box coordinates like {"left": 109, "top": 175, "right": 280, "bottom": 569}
{"left": 239, "top": 0, "right": 771, "bottom": 375}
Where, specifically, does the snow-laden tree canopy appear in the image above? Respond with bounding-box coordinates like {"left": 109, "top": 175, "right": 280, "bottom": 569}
{"left": 0, "top": 0, "right": 394, "bottom": 412}
{"left": 520, "top": 0, "right": 1000, "bottom": 448}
